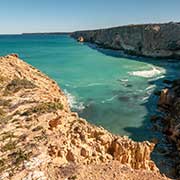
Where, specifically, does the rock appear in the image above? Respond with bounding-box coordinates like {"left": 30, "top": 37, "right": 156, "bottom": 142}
{"left": 163, "top": 79, "right": 173, "bottom": 84}
{"left": 81, "top": 147, "right": 89, "bottom": 157}
{"left": 66, "top": 150, "right": 75, "bottom": 162}
{"left": 9, "top": 53, "right": 19, "bottom": 58}
{"left": 77, "top": 36, "right": 84, "bottom": 42}
{"left": 158, "top": 89, "right": 172, "bottom": 107}
{"left": 49, "top": 117, "right": 61, "bottom": 129}
{"left": 98, "top": 134, "right": 112, "bottom": 145}
{"left": 111, "top": 138, "right": 156, "bottom": 170}
{"left": 154, "top": 91, "right": 161, "bottom": 96}
{"left": 150, "top": 138, "right": 159, "bottom": 144}
{"left": 150, "top": 115, "right": 160, "bottom": 122}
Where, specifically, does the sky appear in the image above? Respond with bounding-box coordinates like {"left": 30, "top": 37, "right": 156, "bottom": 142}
{"left": 0, "top": 0, "right": 179, "bottom": 34}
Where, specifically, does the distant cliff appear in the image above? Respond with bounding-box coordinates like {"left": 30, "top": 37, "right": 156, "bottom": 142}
{"left": 71, "top": 22, "right": 180, "bottom": 59}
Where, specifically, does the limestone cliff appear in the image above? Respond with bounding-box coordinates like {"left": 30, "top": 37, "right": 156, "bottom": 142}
{"left": 0, "top": 54, "right": 168, "bottom": 180}
{"left": 71, "top": 22, "right": 180, "bottom": 59}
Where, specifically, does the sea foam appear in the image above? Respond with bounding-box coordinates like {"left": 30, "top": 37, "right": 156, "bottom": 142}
{"left": 64, "top": 89, "right": 85, "bottom": 111}
{"left": 129, "top": 66, "right": 165, "bottom": 78}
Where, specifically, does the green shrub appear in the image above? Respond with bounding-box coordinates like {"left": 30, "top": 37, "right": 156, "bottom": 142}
{"left": 10, "top": 149, "right": 31, "bottom": 166}
{"left": 1, "top": 140, "right": 16, "bottom": 152}
{"left": 22, "top": 102, "right": 63, "bottom": 116}
{"left": 4, "top": 78, "right": 36, "bottom": 95}
{"left": 0, "top": 158, "right": 6, "bottom": 173}
{"left": 0, "top": 108, "right": 5, "bottom": 117}
{"left": 0, "top": 99, "right": 11, "bottom": 107}
{"left": 0, "top": 131, "right": 16, "bottom": 141}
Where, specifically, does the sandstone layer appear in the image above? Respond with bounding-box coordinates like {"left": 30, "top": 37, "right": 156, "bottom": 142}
{"left": 71, "top": 22, "right": 180, "bottom": 59}
{"left": 0, "top": 54, "right": 169, "bottom": 180}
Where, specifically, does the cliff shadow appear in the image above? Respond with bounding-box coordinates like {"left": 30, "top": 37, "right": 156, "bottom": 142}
{"left": 84, "top": 42, "right": 180, "bottom": 178}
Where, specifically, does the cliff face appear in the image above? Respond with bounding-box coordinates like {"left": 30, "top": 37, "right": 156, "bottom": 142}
{"left": 71, "top": 22, "right": 180, "bottom": 59}
{"left": 158, "top": 80, "right": 180, "bottom": 177}
{"left": 0, "top": 55, "right": 168, "bottom": 180}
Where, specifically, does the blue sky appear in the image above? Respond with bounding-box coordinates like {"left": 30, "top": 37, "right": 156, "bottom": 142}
{"left": 0, "top": 0, "right": 179, "bottom": 34}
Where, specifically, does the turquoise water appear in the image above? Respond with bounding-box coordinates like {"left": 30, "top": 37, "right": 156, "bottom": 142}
{"left": 0, "top": 35, "right": 180, "bottom": 141}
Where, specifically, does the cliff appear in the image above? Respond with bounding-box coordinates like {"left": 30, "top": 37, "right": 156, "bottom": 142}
{"left": 71, "top": 22, "right": 180, "bottom": 59}
{"left": 0, "top": 54, "right": 169, "bottom": 180}
{"left": 157, "top": 80, "right": 180, "bottom": 177}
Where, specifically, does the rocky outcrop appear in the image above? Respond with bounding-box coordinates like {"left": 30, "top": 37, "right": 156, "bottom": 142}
{"left": 0, "top": 55, "right": 168, "bottom": 179}
{"left": 157, "top": 79, "right": 180, "bottom": 177}
{"left": 71, "top": 22, "right": 180, "bottom": 59}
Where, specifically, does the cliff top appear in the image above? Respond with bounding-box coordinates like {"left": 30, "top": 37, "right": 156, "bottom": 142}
{"left": 73, "top": 21, "right": 180, "bottom": 33}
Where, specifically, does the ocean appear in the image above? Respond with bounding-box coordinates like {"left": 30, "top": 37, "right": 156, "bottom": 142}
{"left": 0, "top": 34, "right": 180, "bottom": 141}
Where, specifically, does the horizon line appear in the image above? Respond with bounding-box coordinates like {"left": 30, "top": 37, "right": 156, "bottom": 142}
{"left": 0, "top": 21, "right": 179, "bottom": 35}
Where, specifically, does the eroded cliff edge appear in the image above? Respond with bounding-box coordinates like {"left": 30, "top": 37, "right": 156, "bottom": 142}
{"left": 71, "top": 22, "right": 180, "bottom": 59}
{"left": 0, "top": 54, "right": 169, "bottom": 180}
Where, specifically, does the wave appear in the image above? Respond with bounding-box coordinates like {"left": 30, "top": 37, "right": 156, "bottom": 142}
{"left": 129, "top": 66, "right": 165, "bottom": 78}
{"left": 148, "top": 75, "right": 165, "bottom": 82}
{"left": 145, "top": 84, "right": 156, "bottom": 91}
{"left": 118, "top": 79, "right": 129, "bottom": 82}
{"left": 101, "top": 95, "right": 118, "bottom": 103}
{"left": 64, "top": 83, "right": 78, "bottom": 88}
{"left": 63, "top": 89, "right": 85, "bottom": 111}
{"left": 86, "top": 82, "right": 104, "bottom": 87}
{"left": 141, "top": 96, "right": 149, "bottom": 102}
{"left": 65, "top": 82, "right": 105, "bottom": 89}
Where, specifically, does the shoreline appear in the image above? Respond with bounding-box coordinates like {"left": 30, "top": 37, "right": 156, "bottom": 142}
{"left": 0, "top": 54, "right": 169, "bottom": 180}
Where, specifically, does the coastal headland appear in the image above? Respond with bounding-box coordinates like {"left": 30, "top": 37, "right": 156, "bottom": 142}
{"left": 71, "top": 22, "right": 180, "bottom": 59}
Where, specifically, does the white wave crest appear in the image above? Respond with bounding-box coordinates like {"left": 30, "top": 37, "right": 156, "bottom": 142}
{"left": 101, "top": 95, "right": 118, "bottom": 103}
{"left": 148, "top": 75, "right": 165, "bottom": 82}
{"left": 145, "top": 84, "right": 156, "bottom": 91}
{"left": 142, "top": 96, "right": 149, "bottom": 102}
{"left": 86, "top": 83, "right": 104, "bottom": 87}
{"left": 64, "top": 89, "right": 85, "bottom": 111}
{"left": 119, "top": 79, "right": 129, "bottom": 82}
{"left": 129, "top": 66, "right": 165, "bottom": 78}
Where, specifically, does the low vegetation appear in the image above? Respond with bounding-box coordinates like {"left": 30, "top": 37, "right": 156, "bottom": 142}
{"left": 0, "top": 108, "right": 5, "bottom": 117}
{"left": 0, "top": 76, "right": 6, "bottom": 84}
{"left": 4, "top": 78, "right": 36, "bottom": 95}
{"left": 10, "top": 149, "right": 31, "bottom": 166}
{"left": 0, "top": 158, "right": 6, "bottom": 173}
{"left": 22, "top": 101, "right": 63, "bottom": 116}
{"left": 0, "top": 131, "right": 16, "bottom": 141}
{"left": 0, "top": 99, "right": 11, "bottom": 107}
{"left": 1, "top": 140, "right": 16, "bottom": 152}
